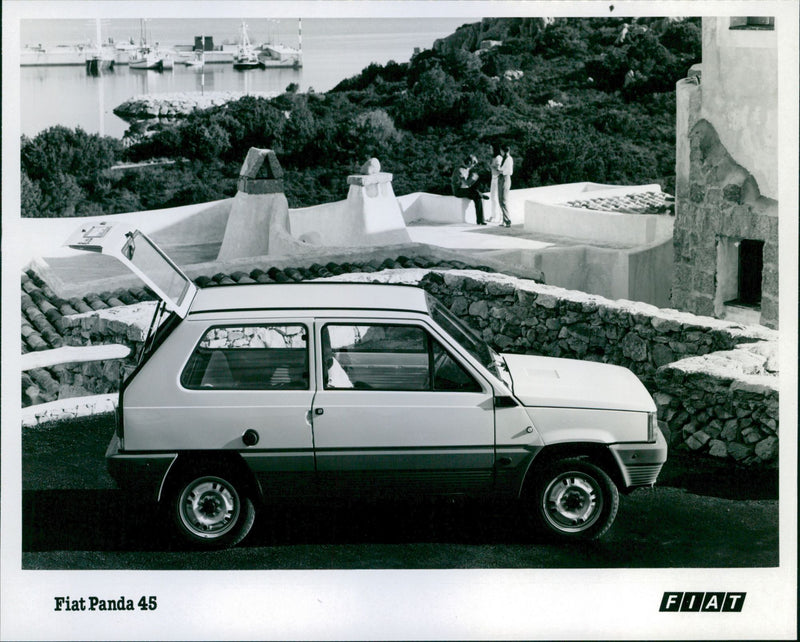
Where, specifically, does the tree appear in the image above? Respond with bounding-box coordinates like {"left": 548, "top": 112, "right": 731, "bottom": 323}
{"left": 347, "top": 109, "right": 400, "bottom": 161}
{"left": 21, "top": 171, "right": 44, "bottom": 217}
{"left": 179, "top": 119, "right": 231, "bottom": 161}
{"left": 396, "top": 68, "right": 461, "bottom": 130}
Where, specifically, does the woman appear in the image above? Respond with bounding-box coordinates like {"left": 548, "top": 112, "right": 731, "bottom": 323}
{"left": 488, "top": 144, "right": 503, "bottom": 223}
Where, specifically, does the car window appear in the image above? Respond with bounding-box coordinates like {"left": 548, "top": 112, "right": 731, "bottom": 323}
{"left": 426, "top": 295, "right": 500, "bottom": 375}
{"left": 321, "top": 323, "right": 480, "bottom": 392}
{"left": 181, "top": 324, "right": 309, "bottom": 390}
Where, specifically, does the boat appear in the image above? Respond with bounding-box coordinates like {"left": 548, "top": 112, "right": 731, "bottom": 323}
{"left": 129, "top": 46, "right": 164, "bottom": 70}
{"left": 128, "top": 20, "right": 174, "bottom": 71}
{"left": 232, "top": 21, "right": 264, "bottom": 70}
{"left": 21, "top": 43, "right": 92, "bottom": 66}
{"left": 183, "top": 50, "right": 205, "bottom": 67}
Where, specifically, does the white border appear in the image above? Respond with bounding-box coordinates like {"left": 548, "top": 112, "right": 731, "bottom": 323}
{"left": 3, "top": 1, "right": 797, "bottom": 640}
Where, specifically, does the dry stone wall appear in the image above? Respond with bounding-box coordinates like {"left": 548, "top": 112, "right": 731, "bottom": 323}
{"left": 417, "top": 270, "right": 779, "bottom": 467}
{"left": 22, "top": 304, "right": 151, "bottom": 407}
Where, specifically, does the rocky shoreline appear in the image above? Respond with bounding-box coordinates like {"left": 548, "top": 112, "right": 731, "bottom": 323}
{"left": 113, "top": 91, "right": 277, "bottom": 120}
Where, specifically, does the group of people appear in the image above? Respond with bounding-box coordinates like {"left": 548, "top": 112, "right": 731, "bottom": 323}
{"left": 451, "top": 144, "right": 513, "bottom": 227}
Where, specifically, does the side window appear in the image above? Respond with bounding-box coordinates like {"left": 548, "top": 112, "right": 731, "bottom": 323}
{"left": 181, "top": 324, "right": 309, "bottom": 390}
{"left": 321, "top": 323, "right": 480, "bottom": 392}
{"left": 431, "top": 340, "right": 481, "bottom": 392}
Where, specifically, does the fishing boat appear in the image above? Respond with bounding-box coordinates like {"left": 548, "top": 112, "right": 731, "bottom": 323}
{"left": 128, "top": 19, "right": 174, "bottom": 71}
{"left": 129, "top": 46, "right": 164, "bottom": 70}
{"left": 232, "top": 21, "right": 264, "bottom": 70}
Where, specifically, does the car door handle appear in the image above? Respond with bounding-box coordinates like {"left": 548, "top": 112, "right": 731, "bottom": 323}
{"left": 314, "top": 408, "right": 324, "bottom": 416}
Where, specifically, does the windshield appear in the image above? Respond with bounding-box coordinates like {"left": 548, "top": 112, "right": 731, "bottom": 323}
{"left": 427, "top": 294, "right": 507, "bottom": 381}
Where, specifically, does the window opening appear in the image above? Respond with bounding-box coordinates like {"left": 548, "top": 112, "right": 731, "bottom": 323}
{"left": 729, "top": 17, "right": 775, "bottom": 30}
{"left": 181, "top": 324, "right": 309, "bottom": 390}
{"left": 321, "top": 323, "right": 479, "bottom": 392}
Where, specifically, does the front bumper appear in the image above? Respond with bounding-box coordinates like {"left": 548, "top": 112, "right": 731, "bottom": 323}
{"left": 106, "top": 435, "right": 177, "bottom": 502}
{"left": 609, "top": 424, "right": 668, "bottom": 489}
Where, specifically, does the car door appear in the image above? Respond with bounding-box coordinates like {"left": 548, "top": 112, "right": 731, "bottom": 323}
{"left": 310, "top": 318, "right": 496, "bottom": 497}
{"left": 128, "top": 319, "right": 318, "bottom": 497}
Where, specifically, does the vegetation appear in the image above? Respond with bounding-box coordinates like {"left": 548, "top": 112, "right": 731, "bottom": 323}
{"left": 21, "top": 17, "right": 700, "bottom": 217}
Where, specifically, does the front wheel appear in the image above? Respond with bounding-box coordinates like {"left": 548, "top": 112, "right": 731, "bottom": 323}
{"left": 527, "top": 458, "right": 619, "bottom": 541}
{"left": 169, "top": 472, "right": 256, "bottom": 548}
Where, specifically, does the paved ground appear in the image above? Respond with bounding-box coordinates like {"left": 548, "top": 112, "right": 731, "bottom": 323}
{"left": 21, "top": 414, "right": 779, "bottom": 570}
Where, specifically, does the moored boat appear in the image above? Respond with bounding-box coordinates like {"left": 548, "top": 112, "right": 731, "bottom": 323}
{"left": 232, "top": 21, "right": 264, "bottom": 70}
{"left": 129, "top": 47, "right": 164, "bottom": 70}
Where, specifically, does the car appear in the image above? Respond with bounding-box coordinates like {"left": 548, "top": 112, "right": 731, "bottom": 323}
{"left": 66, "top": 221, "right": 668, "bottom": 548}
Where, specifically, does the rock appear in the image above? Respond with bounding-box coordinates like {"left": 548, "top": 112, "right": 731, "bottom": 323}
{"left": 708, "top": 439, "right": 728, "bottom": 458}
{"left": 741, "top": 427, "right": 763, "bottom": 444}
{"left": 754, "top": 436, "right": 778, "bottom": 462}
{"left": 651, "top": 343, "right": 675, "bottom": 367}
{"left": 727, "top": 442, "right": 753, "bottom": 462}
{"left": 449, "top": 296, "right": 469, "bottom": 316}
{"left": 534, "top": 293, "right": 559, "bottom": 309}
{"left": 686, "top": 430, "right": 711, "bottom": 450}
{"left": 620, "top": 332, "right": 648, "bottom": 361}
{"left": 468, "top": 300, "right": 489, "bottom": 319}
{"left": 720, "top": 419, "right": 739, "bottom": 441}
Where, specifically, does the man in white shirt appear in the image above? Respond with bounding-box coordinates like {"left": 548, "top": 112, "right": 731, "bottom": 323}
{"left": 498, "top": 144, "right": 514, "bottom": 227}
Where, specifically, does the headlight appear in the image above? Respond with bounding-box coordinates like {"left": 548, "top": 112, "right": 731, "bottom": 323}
{"left": 647, "top": 412, "right": 657, "bottom": 443}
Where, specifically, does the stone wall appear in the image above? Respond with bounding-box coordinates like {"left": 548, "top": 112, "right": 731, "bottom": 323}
{"left": 22, "top": 360, "right": 136, "bottom": 407}
{"left": 21, "top": 304, "right": 151, "bottom": 407}
{"left": 671, "top": 119, "right": 779, "bottom": 328}
{"left": 417, "top": 270, "right": 778, "bottom": 467}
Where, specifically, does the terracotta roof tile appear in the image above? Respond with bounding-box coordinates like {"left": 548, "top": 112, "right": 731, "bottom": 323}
{"left": 563, "top": 190, "right": 674, "bottom": 215}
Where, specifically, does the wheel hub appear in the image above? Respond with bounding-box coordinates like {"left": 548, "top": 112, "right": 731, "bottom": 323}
{"left": 543, "top": 472, "right": 602, "bottom": 532}
{"left": 179, "top": 477, "right": 239, "bottom": 537}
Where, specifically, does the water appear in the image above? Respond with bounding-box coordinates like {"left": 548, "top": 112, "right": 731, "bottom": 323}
{"left": 19, "top": 18, "right": 470, "bottom": 139}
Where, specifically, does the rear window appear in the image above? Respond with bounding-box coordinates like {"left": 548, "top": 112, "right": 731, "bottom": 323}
{"left": 181, "top": 324, "right": 309, "bottom": 390}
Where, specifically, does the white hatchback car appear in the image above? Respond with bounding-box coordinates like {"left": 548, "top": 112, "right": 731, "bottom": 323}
{"left": 67, "top": 222, "right": 667, "bottom": 548}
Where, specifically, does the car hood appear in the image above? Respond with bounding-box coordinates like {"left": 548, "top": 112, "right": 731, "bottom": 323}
{"left": 501, "top": 353, "right": 655, "bottom": 413}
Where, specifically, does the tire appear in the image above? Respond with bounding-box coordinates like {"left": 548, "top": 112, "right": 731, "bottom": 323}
{"left": 528, "top": 457, "right": 619, "bottom": 541}
{"left": 169, "top": 471, "right": 256, "bottom": 549}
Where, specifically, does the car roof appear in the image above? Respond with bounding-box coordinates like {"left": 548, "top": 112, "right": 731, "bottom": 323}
{"left": 188, "top": 282, "right": 431, "bottom": 315}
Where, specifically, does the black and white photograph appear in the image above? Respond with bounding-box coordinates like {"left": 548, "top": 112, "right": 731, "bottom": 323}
{"left": 2, "top": 1, "right": 797, "bottom": 639}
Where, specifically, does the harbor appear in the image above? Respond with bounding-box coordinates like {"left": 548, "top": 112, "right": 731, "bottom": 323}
{"left": 19, "top": 17, "right": 468, "bottom": 139}
{"left": 21, "top": 20, "right": 303, "bottom": 69}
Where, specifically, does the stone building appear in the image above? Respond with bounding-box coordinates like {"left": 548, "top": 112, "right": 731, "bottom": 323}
{"left": 673, "top": 16, "right": 778, "bottom": 328}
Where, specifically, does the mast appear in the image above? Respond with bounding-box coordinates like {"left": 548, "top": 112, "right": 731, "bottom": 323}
{"left": 298, "top": 18, "right": 302, "bottom": 54}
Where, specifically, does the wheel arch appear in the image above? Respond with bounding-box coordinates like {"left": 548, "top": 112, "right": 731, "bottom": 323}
{"left": 157, "top": 451, "right": 262, "bottom": 504}
{"left": 519, "top": 442, "right": 625, "bottom": 498}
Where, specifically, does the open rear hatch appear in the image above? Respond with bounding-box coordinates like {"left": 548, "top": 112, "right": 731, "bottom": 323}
{"left": 65, "top": 221, "right": 197, "bottom": 318}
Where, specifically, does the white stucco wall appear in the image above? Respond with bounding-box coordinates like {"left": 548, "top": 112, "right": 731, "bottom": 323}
{"left": 523, "top": 183, "right": 674, "bottom": 246}
{"left": 700, "top": 17, "right": 778, "bottom": 198}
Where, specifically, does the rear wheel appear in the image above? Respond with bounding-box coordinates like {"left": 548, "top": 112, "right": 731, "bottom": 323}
{"left": 528, "top": 458, "right": 619, "bottom": 540}
{"left": 169, "top": 471, "right": 255, "bottom": 548}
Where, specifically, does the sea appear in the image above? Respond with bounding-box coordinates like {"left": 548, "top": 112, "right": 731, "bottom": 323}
{"left": 17, "top": 17, "right": 471, "bottom": 139}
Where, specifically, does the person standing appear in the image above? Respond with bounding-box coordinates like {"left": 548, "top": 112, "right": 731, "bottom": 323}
{"left": 451, "top": 155, "right": 488, "bottom": 225}
{"left": 488, "top": 144, "right": 503, "bottom": 223}
{"left": 497, "top": 144, "right": 514, "bottom": 227}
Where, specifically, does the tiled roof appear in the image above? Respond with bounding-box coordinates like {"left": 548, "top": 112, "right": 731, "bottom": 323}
{"left": 563, "top": 191, "right": 674, "bottom": 215}
{"left": 21, "top": 256, "right": 490, "bottom": 354}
